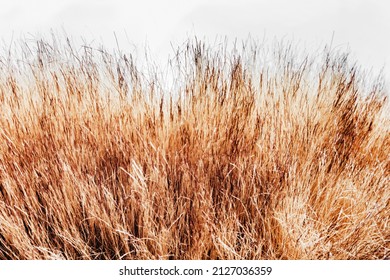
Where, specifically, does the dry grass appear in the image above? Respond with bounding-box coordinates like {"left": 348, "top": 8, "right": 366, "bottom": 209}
{"left": 0, "top": 36, "right": 388, "bottom": 259}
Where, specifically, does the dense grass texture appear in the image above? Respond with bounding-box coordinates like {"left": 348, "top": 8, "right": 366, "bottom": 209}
{"left": 0, "top": 37, "right": 388, "bottom": 259}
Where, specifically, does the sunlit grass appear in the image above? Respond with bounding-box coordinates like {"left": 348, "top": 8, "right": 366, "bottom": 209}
{"left": 0, "top": 36, "right": 388, "bottom": 259}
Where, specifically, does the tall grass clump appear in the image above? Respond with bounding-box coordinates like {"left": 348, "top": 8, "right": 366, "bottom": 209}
{"left": 0, "top": 36, "right": 388, "bottom": 259}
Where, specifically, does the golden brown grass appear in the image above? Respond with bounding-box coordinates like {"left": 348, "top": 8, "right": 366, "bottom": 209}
{"left": 0, "top": 37, "right": 388, "bottom": 259}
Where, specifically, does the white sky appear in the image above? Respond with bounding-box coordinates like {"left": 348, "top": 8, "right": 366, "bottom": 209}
{"left": 1, "top": 0, "right": 390, "bottom": 85}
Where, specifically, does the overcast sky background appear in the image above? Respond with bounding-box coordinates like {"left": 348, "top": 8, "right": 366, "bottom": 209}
{"left": 0, "top": 0, "right": 389, "bottom": 86}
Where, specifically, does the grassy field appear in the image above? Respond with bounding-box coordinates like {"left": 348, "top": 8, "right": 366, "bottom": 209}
{"left": 0, "top": 37, "right": 388, "bottom": 259}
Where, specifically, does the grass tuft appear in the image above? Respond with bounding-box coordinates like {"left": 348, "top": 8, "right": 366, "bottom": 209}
{"left": 0, "top": 36, "right": 388, "bottom": 259}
